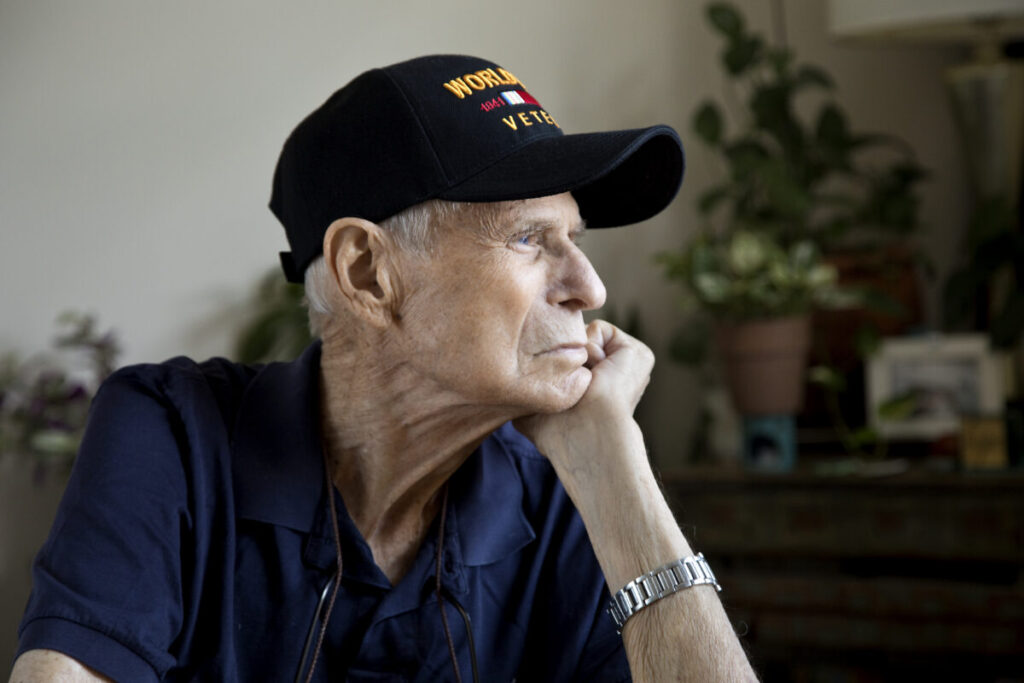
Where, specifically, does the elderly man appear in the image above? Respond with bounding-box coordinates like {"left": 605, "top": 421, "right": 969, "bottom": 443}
{"left": 11, "top": 55, "right": 755, "bottom": 682}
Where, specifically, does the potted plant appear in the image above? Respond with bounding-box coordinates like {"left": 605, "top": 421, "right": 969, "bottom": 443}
{"left": 662, "top": 2, "right": 926, "bottom": 419}
{"left": 944, "top": 194, "right": 1024, "bottom": 353}
{"left": 690, "top": 2, "right": 926, "bottom": 253}
{"left": 659, "top": 229, "right": 848, "bottom": 415}
{"left": 0, "top": 313, "right": 119, "bottom": 665}
{"left": 0, "top": 312, "right": 119, "bottom": 471}
{"left": 233, "top": 269, "right": 312, "bottom": 364}
{"left": 695, "top": 0, "right": 927, "bottom": 363}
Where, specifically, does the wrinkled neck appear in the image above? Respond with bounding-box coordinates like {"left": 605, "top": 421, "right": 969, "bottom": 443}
{"left": 316, "top": 331, "right": 511, "bottom": 578}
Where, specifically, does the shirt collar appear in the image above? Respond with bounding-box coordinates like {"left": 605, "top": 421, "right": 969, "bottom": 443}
{"left": 231, "top": 341, "right": 325, "bottom": 533}
{"left": 449, "top": 425, "right": 536, "bottom": 567}
{"left": 231, "top": 342, "right": 536, "bottom": 568}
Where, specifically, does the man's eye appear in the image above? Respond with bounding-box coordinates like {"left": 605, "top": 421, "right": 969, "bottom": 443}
{"left": 515, "top": 233, "right": 539, "bottom": 247}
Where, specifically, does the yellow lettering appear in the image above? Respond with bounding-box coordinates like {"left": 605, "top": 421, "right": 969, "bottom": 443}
{"left": 501, "top": 116, "right": 518, "bottom": 130}
{"left": 497, "top": 68, "right": 520, "bottom": 86}
{"left": 540, "top": 110, "right": 559, "bottom": 127}
{"left": 486, "top": 68, "right": 507, "bottom": 86}
{"left": 442, "top": 78, "right": 473, "bottom": 99}
{"left": 517, "top": 112, "right": 533, "bottom": 126}
{"left": 476, "top": 70, "right": 501, "bottom": 88}
{"left": 529, "top": 110, "right": 543, "bottom": 123}
{"left": 463, "top": 73, "right": 486, "bottom": 90}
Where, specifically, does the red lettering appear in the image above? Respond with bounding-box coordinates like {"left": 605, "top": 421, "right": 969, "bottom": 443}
{"left": 479, "top": 97, "right": 506, "bottom": 112}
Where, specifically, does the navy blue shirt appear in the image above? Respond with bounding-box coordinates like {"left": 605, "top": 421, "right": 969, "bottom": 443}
{"left": 17, "top": 343, "right": 630, "bottom": 682}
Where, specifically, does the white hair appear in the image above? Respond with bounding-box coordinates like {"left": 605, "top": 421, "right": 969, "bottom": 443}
{"left": 304, "top": 199, "right": 496, "bottom": 337}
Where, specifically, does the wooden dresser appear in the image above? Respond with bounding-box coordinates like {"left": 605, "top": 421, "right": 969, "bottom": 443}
{"left": 661, "top": 468, "right": 1024, "bottom": 681}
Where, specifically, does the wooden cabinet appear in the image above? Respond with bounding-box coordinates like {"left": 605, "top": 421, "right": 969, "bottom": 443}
{"left": 662, "top": 469, "right": 1024, "bottom": 681}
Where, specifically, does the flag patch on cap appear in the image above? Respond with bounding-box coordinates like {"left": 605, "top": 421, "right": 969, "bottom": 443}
{"left": 500, "top": 90, "right": 539, "bottom": 106}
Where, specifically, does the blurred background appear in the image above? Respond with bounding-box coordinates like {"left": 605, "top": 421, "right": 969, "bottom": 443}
{"left": 1, "top": 0, "right": 1021, "bottom": 680}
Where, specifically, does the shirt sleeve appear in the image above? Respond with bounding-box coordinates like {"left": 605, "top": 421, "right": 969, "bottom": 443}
{"left": 518, "top": 467, "right": 633, "bottom": 682}
{"left": 572, "top": 591, "right": 632, "bottom": 683}
{"left": 16, "top": 368, "right": 191, "bottom": 682}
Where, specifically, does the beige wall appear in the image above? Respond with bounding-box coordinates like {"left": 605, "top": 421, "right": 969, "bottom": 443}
{"left": 0, "top": 0, "right": 965, "bottom": 472}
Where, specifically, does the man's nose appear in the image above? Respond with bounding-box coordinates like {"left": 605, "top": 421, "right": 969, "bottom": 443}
{"left": 551, "top": 244, "right": 607, "bottom": 312}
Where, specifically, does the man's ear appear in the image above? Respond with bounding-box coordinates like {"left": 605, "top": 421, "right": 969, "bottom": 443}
{"left": 322, "top": 217, "right": 402, "bottom": 328}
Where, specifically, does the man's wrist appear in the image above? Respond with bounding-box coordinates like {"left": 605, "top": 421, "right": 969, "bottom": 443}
{"left": 608, "top": 553, "right": 722, "bottom": 633}
{"left": 543, "top": 416, "right": 644, "bottom": 471}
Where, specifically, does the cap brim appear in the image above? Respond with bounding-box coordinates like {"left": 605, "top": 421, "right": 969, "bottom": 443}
{"left": 438, "top": 125, "right": 684, "bottom": 228}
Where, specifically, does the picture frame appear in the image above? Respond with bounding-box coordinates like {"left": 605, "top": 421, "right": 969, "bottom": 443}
{"left": 866, "top": 334, "right": 1005, "bottom": 440}
{"left": 959, "top": 416, "right": 1009, "bottom": 470}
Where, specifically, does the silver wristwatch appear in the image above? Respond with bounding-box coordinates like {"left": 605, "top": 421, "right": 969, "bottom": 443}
{"left": 608, "top": 553, "right": 722, "bottom": 633}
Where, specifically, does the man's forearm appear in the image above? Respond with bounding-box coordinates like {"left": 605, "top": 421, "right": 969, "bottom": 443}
{"left": 547, "top": 419, "right": 757, "bottom": 682}
{"left": 10, "top": 650, "right": 113, "bottom": 683}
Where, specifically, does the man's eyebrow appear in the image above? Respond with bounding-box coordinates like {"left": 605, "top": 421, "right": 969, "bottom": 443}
{"left": 519, "top": 218, "right": 587, "bottom": 235}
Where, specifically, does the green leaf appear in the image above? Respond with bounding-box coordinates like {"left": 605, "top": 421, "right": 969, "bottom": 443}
{"left": 669, "top": 318, "right": 711, "bottom": 365}
{"left": 815, "top": 104, "right": 848, "bottom": 149}
{"left": 655, "top": 250, "right": 690, "bottom": 283}
{"left": 697, "top": 185, "right": 730, "bottom": 215}
{"left": 854, "top": 325, "right": 881, "bottom": 358}
{"left": 30, "top": 429, "right": 81, "bottom": 454}
{"left": 750, "top": 85, "right": 789, "bottom": 126}
{"left": 690, "top": 240, "right": 719, "bottom": 276}
{"left": 809, "top": 365, "right": 846, "bottom": 391}
{"left": 788, "top": 241, "right": 818, "bottom": 270}
{"left": 693, "top": 102, "right": 723, "bottom": 145}
{"left": 806, "top": 264, "right": 837, "bottom": 289}
{"left": 848, "top": 132, "right": 893, "bottom": 150}
{"left": 750, "top": 84, "right": 803, "bottom": 154}
{"left": 758, "top": 158, "right": 812, "bottom": 219}
{"left": 728, "top": 231, "right": 768, "bottom": 275}
{"left": 847, "top": 427, "right": 878, "bottom": 449}
{"left": 724, "top": 139, "right": 769, "bottom": 176}
{"left": 766, "top": 48, "right": 794, "bottom": 76}
{"left": 815, "top": 285, "right": 861, "bottom": 311}
{"left": 858, "top": 286, "right": 905, "bottom": 317}
{"left": 878, "top": 391, "right": 918, "bottom": 421}
{"left": 707, "top": 2, "right": 743, "bottom": 38}
{"left": 723, "top": 36, "right": 763, "bottom": 75}
{"left": 794, "top": 65, "right": 833, "bottom": 90}
{"left": 990, "top": 295, "right": 1024, "bottom": 349}
{"left": 234, "top": 270, "right": 313, "bottom": 363}
{"left": 694, "top": 272, "right": 732, "bottom": 303}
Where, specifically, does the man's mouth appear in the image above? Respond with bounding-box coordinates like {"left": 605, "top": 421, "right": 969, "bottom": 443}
{"left": 541, "top": 344, "right": 589, "bottom": 364}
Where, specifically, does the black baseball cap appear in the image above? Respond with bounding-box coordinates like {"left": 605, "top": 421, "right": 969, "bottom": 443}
{"left": 270, "top": 54, "right": 685, "bottom": 283}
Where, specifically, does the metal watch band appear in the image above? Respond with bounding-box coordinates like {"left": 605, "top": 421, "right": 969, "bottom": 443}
{"left": 608, "top": 552, "right": 722, "bottom": 633}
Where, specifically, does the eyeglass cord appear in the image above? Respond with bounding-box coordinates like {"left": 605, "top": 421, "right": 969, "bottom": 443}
{"left": 297, "top": 448, "right": 347, "bottom": 683}
{"left": 434, "top": 484, "right": 481, "bottom": 683}
{"left": 296, "top": 451, "right": 480, "bottom": 683}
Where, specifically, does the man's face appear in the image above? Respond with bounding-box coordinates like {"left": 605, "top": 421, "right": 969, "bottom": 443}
{"left": 394, "top": 192, "right": 607, "bottom": 415}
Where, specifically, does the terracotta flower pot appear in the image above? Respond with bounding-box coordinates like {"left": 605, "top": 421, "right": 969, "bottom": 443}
{"left": 715, "top": 315, "right": 812, "bottom": 416}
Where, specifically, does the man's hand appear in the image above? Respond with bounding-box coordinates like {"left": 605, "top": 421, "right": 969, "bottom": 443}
{"left": 576, "top": 318, "right": 653, "bottom": 416}
{"left": 515, "top": 319, "right": 652, "bottom": 468}
{"left": 515, "top": 319, "right": 758, "bottom": 683}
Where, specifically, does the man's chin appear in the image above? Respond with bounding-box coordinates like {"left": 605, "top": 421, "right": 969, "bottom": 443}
{"left": 538, "top": 365, "right": 593, "bottom": 413}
